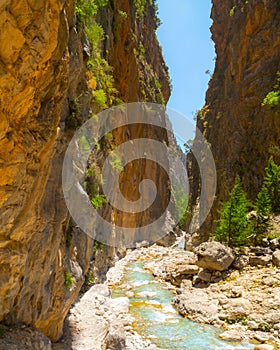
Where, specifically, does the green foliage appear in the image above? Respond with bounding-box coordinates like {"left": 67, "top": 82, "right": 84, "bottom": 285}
{"left": 229, "top": 6, "right": 236, "bottom": 16}
{"left": 76, "top": 0, "right": 97, "bottom": 23}
{"left": 262, "top": 91, "right": 280, "bottom": 108}
{"left": 134, "top": 0, "right": 146, "bottom": 18}
{"left": 173, "top": 184, "right": 188, "bottom": 228}
{"left": 263, "top": 156, "right": 280, "bottom": 212}
{"left": 93, "top": 89, "right": 107, "bottom": 108}
{"left": 118, "top": 9, "right": 128, "bottom": 19}
{"left": 93, "top": 240, "right": 104, "bottom": 253}
{"left": 86, "top": 23, "right": 104, "bottom": 50}
{"left": 250, "top": 185, "right": 272, "bottom": 243}
{"left": 262, "top": 71, "right": 280, "bottom": 108}
{"left": 150, "top": 0, "right": 162, "bottom": 28}
{"left": 64, "top": 271, "right": 75, "bottom": 288}
{"left": 68, "top": 97, "right": 82, "bottom": 129}
{"left": 214, "top": 176, "right": 250, "bottom": 246}
{"left": 78, "top": 135, "right": 91, "bottom": 151}
{"left": 110, "top": 153, "right": 124, "bottom": 172}
{"left": 84, "top": 268, "right": 95, "bottom": 285}
{"left": 268, "top": 232, "right": 280, "bottom": 240}
{"left": 91, "top": 194, "right": 107, "bottom": 208}
{"left": 75, "top": 0, "right": 121, "bottom": 113}
{"left": 138, "top": 42, "right": 146, "bottom": 60}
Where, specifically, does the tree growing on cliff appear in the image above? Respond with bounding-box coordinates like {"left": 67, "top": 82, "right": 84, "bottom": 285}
{"left": 214, "top": 176, "right": 250, "bottom": 247}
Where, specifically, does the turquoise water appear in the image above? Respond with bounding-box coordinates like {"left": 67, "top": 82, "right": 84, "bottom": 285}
{"left": 112, "top": 261, "right": 255, "bottom": 350}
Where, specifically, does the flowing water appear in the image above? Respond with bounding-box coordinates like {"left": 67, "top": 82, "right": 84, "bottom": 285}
{"left": 112, "top": 261, "right": 255, "bottom": 350}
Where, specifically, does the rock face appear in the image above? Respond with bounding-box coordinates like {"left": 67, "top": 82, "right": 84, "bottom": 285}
{"left": 272, "top": 250, "right": 280, "bottom": 267}
{"left": 187, "top": 0, "right": 280, "bottom": 242}
{"left": 195, "top": 242, "right": 235, "bottom": 271}
{"left": 0, "top": 0, "right": 170, "bottom": 343}
{"left": 0, "top": 0, "right": 93, "bottom": 342}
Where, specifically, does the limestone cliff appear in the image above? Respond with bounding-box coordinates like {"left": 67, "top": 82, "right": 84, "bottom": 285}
{"left": 0, "top": 0, "right": 170, "bottom": 343}
{"left": 187, "top": 0, "right": 280, "bottom": 243}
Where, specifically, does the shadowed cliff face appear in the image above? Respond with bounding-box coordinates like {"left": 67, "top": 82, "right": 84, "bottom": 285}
{"left": 0, "top": 0, "right": 94, "bottom": 341}
{"left": 187, "top": 0, "right": 280, "bottom": 243}
{"left": 0, "top": 0, "right": 170, "bottom": 342}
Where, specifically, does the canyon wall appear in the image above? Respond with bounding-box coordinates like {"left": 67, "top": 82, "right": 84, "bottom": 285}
{"left": 187, "top": 0, "right": 280, "bottom": 243}
{"left": 0, "top": 0, "right": 170, "bottom": 342}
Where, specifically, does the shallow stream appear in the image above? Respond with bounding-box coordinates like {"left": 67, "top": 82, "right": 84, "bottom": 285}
{"left": 112, "top": 261, "right": 255, "bottom": 350}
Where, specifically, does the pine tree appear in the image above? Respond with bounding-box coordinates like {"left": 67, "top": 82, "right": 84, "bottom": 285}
{"left": 215, "top": 176, "right": 250, "bottom": 247}
{"left": 263, "top": 156, "right": 280, "bottom": 213}
{"left": 253, "top": 185, "right": 272, "bottom": 240}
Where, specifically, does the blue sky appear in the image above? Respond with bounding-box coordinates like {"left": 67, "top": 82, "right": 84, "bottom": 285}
{"left": 156, "top": 1, "right": 215, "bottom": 146}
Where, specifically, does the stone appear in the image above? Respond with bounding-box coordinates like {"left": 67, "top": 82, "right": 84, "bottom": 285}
{"left": 90, "top": 284, "right": 111, "bottom": 298}
{"left": 272, "top": 250, "right": 280, "bottom": 267}
{"left": 248, "top": 321, "right": 259, "bottom": 330}
{"left": 102, "top": 332, "right": 126, "bottom": 350}
{"left": 270, "top": 237, "right": 280, "bottom": 250}
{"left": 107, "top": 297, "right": 130, "bottom": 314}
{"left": 195, "top": 242, "right": 235, "bottom": 271}
{"left": 254, "top": 345, "right": 274, "bottom": 350}
{"left": 233, "top": 255, "right": 249, "bottom": 270}
{"left": 249, "top": 255, "right": 272, "bottom": 266}
{"left": 219, "top": 329, "right": 243, "bottom": 341}
{"left": 230, "top": 286, "right": 243, "bottom": 298}
{"left": 198, "top": 269, "right": 212, "bottom": 282}
{"left": 250, "top": 247, "right": 272, "bottom": 256}
{"left": 0, "top": 325, "right": 52, "bottom": 350}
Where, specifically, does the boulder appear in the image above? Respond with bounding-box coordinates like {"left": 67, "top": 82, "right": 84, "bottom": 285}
{"left": 249, "top": 255, "right": 272, "bottom": 266}
{"left": 233, "top": 255, "right": 249, "bottom": 270}
{"left": 272, "top": 250, "right": 280, "bottom": 267}
{"left": 250, "top": 246, "right": 272, "bottom": 255}
{"left": 195, "top": 242, "right": 235, "bottom": 271}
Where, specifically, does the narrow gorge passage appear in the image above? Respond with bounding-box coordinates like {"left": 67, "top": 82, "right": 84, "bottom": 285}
{"left": 0, "top": 0, "right": 279, "bottom": 349}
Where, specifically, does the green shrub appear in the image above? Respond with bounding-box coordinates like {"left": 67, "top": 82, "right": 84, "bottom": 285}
{"left": 262, "top": 71, "right": 280, "bottom": 108}
{"left": 64, "top": 271, "right": 75, "bottom": 288}
{"left": 93, "top": 89, "right": 107, "bottom": 108}
{"left": 76, "top": 0, "right": 97, "bottom": 23}
{"left": 91, "top": 194, "right": 107, "bottom": 209}
{"left": 110, "top": 153, "right": 124, "bottom": 172}
{"left": 78, "top": 135, "right": 91, "bottom": 151}
{"left": 93, "top": 240, "right": 104, "bottom": 253}
{"left": 68, "top": 97, "right": 82, "bottom": 129}
{"left": 118, "top": 9, "right": 128, "bottom": 19}
{"left": 262, "top": 91, "right": 280, "bottom": 108}
{"left": 229, "top": 6, "right": 236, "bottom": 17}
{"left": 134, "top": 0, "right": 146, "bottom": 18}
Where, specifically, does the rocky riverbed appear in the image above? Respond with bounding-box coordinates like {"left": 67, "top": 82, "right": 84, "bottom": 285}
{"left": 50, "top": 240, "right": 280, "bottom": 350}
{"left": 3, "top": 239, "right": 279, "bottom": 349}
{"left": 138, "top": 244, "right": 280, "bottom": 349}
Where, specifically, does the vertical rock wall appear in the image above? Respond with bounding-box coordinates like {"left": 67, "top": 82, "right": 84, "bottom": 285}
{"left": 0, "top": 0, "right": 170, "bottom": 341}
{"left": 187, "top": 0, "right": 280, "bottom": 242}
